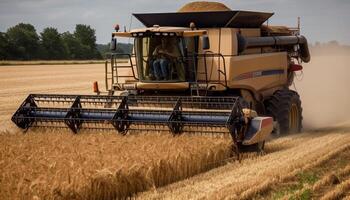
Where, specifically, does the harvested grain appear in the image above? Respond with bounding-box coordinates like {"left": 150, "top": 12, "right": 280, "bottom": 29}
{"left": 178, "top": 1, "right": 231, "bottom": 12}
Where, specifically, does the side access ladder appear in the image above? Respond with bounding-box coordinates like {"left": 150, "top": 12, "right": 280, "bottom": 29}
{"left": 190, "top": 53, "right": 229, "bottom": 96}
{"left": 105, "top": 53, "right": 138, "bottom": 91}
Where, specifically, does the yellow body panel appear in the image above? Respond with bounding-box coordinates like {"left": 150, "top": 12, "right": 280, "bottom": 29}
{"left": 227, "top": 52, "right": 288, "bottom": 92}
{"left": 195, "top": 27, "right": 288, "bottom": 94}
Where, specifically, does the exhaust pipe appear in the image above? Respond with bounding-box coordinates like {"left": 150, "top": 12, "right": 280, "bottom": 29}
{"left": 237, "top": 34, "right": 311, "bottom": 63}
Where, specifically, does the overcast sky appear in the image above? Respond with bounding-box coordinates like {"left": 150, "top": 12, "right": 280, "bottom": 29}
{"left": 0, "top": 0, "right": 349, "bottom": 44}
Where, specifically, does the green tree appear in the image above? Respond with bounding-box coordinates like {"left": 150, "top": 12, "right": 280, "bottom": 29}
{"left": 96, "top": 43, "right": 133, "bottom": 59}
{"left": 40, "top": 27, "right": 67, "bottom": 59}
{"left": 61, "top": 31, "right": 87, "bottom": 59}
{"left": 6, "top": 23, "right": 40, "bottom": 60}
{"left": 74, "top": 24, "right": 101, "bottom": 59}
{"left": 0, "top": 32, "right": 10, "bottom": 59}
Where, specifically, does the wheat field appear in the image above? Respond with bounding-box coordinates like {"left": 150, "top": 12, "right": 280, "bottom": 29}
{"left": 0, "top": 56, "right": 350, "bottom": 199}
{"left": 0, "top": 64, "right": 234, "bottom": 199}
{"left": 139, "top": 127, "right": 350, "bottom": 199}
{"left": 0, "top": 131, "right": 232, "bottom": 199}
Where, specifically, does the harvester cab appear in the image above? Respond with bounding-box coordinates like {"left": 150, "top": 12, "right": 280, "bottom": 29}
{"left": 12, "top": 2, "right": 311, "bottom": 156}
{"left": 112, "top": 27, "right": 205, "bottom": 82}
{"left": 108, "top": 26, "right": 215, "bottom": 95}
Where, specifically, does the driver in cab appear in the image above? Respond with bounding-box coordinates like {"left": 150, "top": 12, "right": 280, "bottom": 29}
{"left": 150, "top": 38, "right": 177, "bottom": 80}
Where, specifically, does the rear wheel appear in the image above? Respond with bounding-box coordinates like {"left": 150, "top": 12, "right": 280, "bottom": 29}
{"left": 265, "top": 89, "right": 302, "bottom": 134}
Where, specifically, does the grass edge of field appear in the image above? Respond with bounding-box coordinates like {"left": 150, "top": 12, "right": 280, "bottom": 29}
{"left": 256, "top": 146, "right": 350, "bottom": 200}
{"left": 0, "top": 60, "right": 104, "bottom": 66}
{"left": 0, "top": 60, "right": 128, "bottom": 66}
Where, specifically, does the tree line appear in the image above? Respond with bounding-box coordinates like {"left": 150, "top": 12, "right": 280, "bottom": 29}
{"left": 0, "top": 23, "right": 132, "bottom": 60}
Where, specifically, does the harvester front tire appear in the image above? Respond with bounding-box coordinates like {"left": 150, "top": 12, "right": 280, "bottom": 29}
{"left": 265, "top": 90, "right": 302, "bottom": 134}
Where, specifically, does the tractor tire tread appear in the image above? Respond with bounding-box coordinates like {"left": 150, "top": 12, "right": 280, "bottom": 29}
{"left": 265, "top": 89, "right": 303, "bottom": 134}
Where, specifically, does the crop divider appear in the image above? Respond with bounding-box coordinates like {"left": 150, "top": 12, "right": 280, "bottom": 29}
{"left": 226, "top": 100, "right": 244, "bottom": 160}
{"left": 11, "top": 94, "right": 37, "bottom": 131}
{"left": 64, "top": 96, "right": 82, "bottom": 133}
{"left": 112, "top": 96, "right": 130, "bottom": 135}
{"left": 167, "top": 98, "right": 183, "bottom": 135}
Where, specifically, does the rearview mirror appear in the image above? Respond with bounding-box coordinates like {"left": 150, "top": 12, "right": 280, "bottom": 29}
{"left": 202, "top": 35, "right": 210, "bottom": 50}
{"left": 110, "top": 37, "right": 117, "bottom": 51}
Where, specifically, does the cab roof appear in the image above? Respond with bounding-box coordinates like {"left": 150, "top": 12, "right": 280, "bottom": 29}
{"left": 131, "top": 26, "right": 190, "bottom": 34}
{"left": 113, "top": 26, "right": 206, "bottom": 38}
{"left": 133, "top": 11, "right": 274, "bottom": 28}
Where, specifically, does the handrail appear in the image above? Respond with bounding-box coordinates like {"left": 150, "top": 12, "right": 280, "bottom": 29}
{"left": 111, "top": 53, "right": 138, "bottom": 81}
{"left": 105, "top": 53, "right": 139, "bottom": 91}
{"left": 183, "top": 53, "right": 228, "bottom": 87}
{"left": 105, "top": 52, "right": 228, "bottom": 92}
{"left": 105, "top": 61, "right": 109, "bottom": 91}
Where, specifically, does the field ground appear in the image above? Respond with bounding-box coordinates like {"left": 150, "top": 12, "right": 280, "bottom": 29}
{"left": 0, "top": 60, "right": 106, "bottom": 66}
{"left": 0, "top": 55, "right": 349, "bottom": 199}
{"left": 139, "top": 128, "right": 350, "bottom": 199}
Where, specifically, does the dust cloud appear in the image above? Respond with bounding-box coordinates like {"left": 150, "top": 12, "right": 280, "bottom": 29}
{"left": 293, "top": 50, "right": 350, "bottom": 129}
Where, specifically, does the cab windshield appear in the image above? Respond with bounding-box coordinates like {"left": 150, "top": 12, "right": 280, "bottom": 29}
{"left": 134, "top": 36, "right": 196, "bottom": 82}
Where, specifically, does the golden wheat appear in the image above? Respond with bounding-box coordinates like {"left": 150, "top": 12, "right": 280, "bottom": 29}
{"left": 312, "top": 174, "right": 340, "bottom": 192}
{"left": 0, "top": 131, "right": 232, "bottom": 199}
{"left": 320, "top": 178, "right": 350, "bottom": 200}
{"left": 140, "top": 132, "right": 350, "bottom": 199}
{"left": 339, "top": 165, "right": 350, "bottom": 178}
{"left": 0, "top": 63, "right": 233, "bottom": 199}
{"left": 237, "top": 145, "right": 350, "bottom": 200}
{"left": 1, "top": 58, "right": 350, "bottom": 199}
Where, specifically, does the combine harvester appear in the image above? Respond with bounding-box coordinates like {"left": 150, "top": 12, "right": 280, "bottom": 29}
{"left": 12, "top": 2, "right": 310, "bottom": 155}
